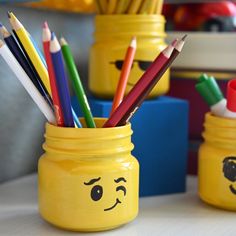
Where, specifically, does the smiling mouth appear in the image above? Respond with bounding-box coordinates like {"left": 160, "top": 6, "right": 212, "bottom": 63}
{"left": 104, "top": 198, "right": 121, "bottom": 211}
{"left": 229, "top": 185, "right": 236, "bottom": 194}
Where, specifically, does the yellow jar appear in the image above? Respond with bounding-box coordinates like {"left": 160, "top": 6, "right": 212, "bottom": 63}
{"left": 38, "top": 118, "right": 139, "bottom": 231}
{"left": 89, "top": 14, "right": 169, "bottom": 99}
{"left": 198, "top": 113, "right": 236, "bottom": 210}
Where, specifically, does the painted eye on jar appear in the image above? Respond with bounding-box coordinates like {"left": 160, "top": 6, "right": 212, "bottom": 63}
{"left": 91, "top": 185, "right": 103, "bottom": 201}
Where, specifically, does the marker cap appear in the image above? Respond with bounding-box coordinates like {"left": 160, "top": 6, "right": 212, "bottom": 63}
{"left": 227, "top": 79, "right": 236, "bottom": 112}
{"left": 195, "top": 74, "right": 224, "bottom": 106}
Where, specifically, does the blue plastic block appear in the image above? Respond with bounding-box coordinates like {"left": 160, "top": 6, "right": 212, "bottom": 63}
{"left": 72, "top": 96, "right": 189, "bottom": 197}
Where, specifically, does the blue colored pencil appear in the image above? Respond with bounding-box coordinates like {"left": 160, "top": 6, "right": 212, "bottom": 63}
{"left": 0, "top": 23, "right": 53, "bottom": 108}
{"left": 72, "top": 107, "right": 82, "bottom": 128}
{"left": 28, "top": 33, "right": 47, "bottom": 67}
{"left": 50, "top": 32, "right": 74, "bottom": 127}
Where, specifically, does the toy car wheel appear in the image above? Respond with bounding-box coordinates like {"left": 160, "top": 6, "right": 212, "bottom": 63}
{"left": 203, "top": 19, "right": 224, "bottom": 32}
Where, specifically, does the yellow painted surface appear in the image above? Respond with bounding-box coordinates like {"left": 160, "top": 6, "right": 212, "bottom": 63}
{"left": 89, "top": 14, "right": 169, "bottom": 99}
{"left": 198, "top": 113, "right": 236, "bottom": 210}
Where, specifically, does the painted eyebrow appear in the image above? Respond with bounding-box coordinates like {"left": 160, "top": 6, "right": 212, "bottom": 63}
{"left": 84, "top": 177, "right": 101, "bottom": 185}
{"left": 114, "top": 177, "right": 127, "bottom": 183}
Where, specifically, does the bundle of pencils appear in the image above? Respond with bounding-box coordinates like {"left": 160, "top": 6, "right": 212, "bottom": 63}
{"left": 95, "top": 0, "right": 163, "bottom": 14}
{"left": 0, "top": 11, "right": 186, "bottom": 129}
{"left": 0, "top": 11, "right": 94, "bottom": 128}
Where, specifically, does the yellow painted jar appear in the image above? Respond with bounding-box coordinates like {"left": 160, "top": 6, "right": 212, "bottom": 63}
{"left": 89, "top": 14, "right": 169, "bottom": 99}
{"left": 38, "top": 118, "right": 139, "bottom": 231}
{"left": 198, "top": 113, "right": 236, "bottom": 210}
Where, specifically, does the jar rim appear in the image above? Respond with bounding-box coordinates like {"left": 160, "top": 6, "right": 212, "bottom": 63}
{"left": 95, "top": 14, "right": 165, "bottom": 23}
{"left": 205, "top": 112, "right": 236, "bottom": 128}
{"left": 203, "top": 113, "right": 236, "bottom": 149}
{"left": 45, "top": 117, "right": 132, "bottom": 139}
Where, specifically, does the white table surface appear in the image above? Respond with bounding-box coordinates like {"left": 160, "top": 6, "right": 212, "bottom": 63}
{"left": 0, "top": 175, "right": 236, "bottom": 236}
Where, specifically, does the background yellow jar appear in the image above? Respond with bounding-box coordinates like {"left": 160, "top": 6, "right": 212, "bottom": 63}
{"left": 198, "top": 113, "right": 236, "bottom": 210}
{"left": 89, "top": 14, "right": 169, "bottom": 99}
{"left": 38, "top": 118, "right": 139, "bottom": 231}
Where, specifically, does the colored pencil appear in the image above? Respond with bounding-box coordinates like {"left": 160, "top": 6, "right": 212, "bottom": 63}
{"left": 149, "top": 0, "right": 158, "bottom": 14}
{"left": 94, "top": 0, "right": 102, "bottom": 13}
{"left": 60, "top": 37, "right": 96, "bottom": 128}
{"left": 42, "top": 22, "right": 64, "bottom": 126}
{"left": 71, "top": 107, "right": 82, "bottom": 128}
{"left": 103, "top": 38, "right": 184, "bottom": 128}
{"left": 0, "top": 23, "right": 53, "bottom": 108}
{"left": 107, "top": 0, "right": 117, "bottom": 14}
{"left": 9, "top": 26, "right": 52, "bottom": 107}
{"left": 8, "top": 12, "right": 51, "bottom": 95}
{"left": 115, "top": 0, "right": 131, "bottom": 13}
{"left": 155, "top": 0, "right": 163, "bottom": 14}
{"left": 128, "top": 0, "right": 143, "bottom": 14}
{"left": 98, "top": 0, "right": 107, "bottom": 13}
{"left": 117, "top": 36, "right": 186, "bottom": 126}
{"left": 28, "top": 32, "right": 47, "bottom": 67}
{"left": 111, "top": 36, "right": 136, "bottom": 114}
{"left": 50, "top": 32, "right": 74, "bottom": 128}
{"left": 0, "top": 40, "right": 55, "bottom": 124}
{"left": 139, "top": 0, "right": 153, "bottom": 14}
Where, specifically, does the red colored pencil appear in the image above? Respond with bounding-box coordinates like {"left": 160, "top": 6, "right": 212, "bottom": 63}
{"left": 42, "top": 21, "right": 64, "bottom": 126}
{"left": 111, "top": 37, "right": 136, "bottom": 114}
{"left": 103, "top": 37, "right": 186, "bottom": 128}
{"left": 117, "top": 36, "right": 187, "bottom": 126}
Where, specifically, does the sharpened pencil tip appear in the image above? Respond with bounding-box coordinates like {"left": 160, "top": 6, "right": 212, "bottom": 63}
{"left": 43, "top": 21, "right": 48, "bottom": 29}
{"left": 7, "top": 11, "right": 12, "bottom": 18}
{"left": 60, "top": 37, "right": 67, "bottom": 46}
{"left": 130, "top": 36, "right": 137, "bottom": 48}
{"left": 171, "top": 39, "right": 178, "bottom": 47}
{"left": 182, "top": 34, "right": 187, "bottom": 41}
{"left": 51, "top": 31, "right": 55, "bottom": 40}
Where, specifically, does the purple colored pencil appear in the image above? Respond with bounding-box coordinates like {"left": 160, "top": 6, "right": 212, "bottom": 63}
{"left": 50, "top": 32, "right": 74, "bottom": 127}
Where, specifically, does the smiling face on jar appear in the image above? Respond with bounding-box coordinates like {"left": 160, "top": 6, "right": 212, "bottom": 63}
{"left": 83, "top": 176, "right": 127, "bottom": 212}
{"left": 108, "top": 47, "right": 155, "bottom": 92}
{"left": 223, "top": 156, "right": 236, "bottom": 194}
{"left": 74, "top": 164, "right": 138, "bottom": 226}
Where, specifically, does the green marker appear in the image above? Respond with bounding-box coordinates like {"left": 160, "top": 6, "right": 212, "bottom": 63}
{"left": 60, "top": 37, "right": 96, "bottom": 128}
{"left": 195, "top": 74, "right": 226, "bottom": 116}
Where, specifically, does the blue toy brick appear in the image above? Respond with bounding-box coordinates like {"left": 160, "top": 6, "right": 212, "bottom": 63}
{"left": 72, "top": 96, "right": 189, "bottom": 197}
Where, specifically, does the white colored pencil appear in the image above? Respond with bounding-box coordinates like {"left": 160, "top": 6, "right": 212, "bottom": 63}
{"left": 0, "top": 40, "right": 55, "bottom": 124}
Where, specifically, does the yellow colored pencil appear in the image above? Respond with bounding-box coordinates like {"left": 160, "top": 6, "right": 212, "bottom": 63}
{"left": 115, "top": 0, "right": 131, "bottom": 14}
{"left": 127, "top": 0, "right": 143, "bottom": 14}
{"left": 156, "top": 0, "right": 164, "bottom": 14}
{"left": 98, "top": 0, "right": 107, "bottom": 13}
{"left": 149, "top": 0, "right": 158, "bottom": 14}
{"left": 94, "top": 0, "right": 102, "bottom": 13}
{"left": 8, "top": 12, "right": 51, "bottom": 95}
{"left": 107, "top": 0, "right": 117, "bottom": 14}
{"left": 139, "top": 0, "right": 153, "bottom": 14}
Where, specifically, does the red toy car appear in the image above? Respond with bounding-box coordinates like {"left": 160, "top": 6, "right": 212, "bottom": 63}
{"left": 163, "top": 1, "right": 236, "bottom": 32}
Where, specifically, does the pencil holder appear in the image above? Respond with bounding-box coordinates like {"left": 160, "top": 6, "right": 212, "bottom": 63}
{"left": 89, "top": 14, "right": 169, "bottom": 99}
{"left": 38, "top": 118, "right": 139, "bottom": 231}
{"left": 198, "top": 113, "right": 236, "bottom": 210}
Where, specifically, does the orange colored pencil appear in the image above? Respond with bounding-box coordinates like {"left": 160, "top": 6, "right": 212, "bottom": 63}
{"left": 111, "top": 37, "right": 136, "bottom": 114}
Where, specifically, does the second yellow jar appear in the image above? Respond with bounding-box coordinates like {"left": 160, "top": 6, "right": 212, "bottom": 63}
{"left": 198, "top": 113, "right": 236, "bottom": 210}
{"left": 89, "top": 14, "right": 169, "bottom": 99}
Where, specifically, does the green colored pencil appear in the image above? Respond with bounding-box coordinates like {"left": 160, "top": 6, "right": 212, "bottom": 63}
{"left": 60, "top": 37, "right": 96, "bottom": 128}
